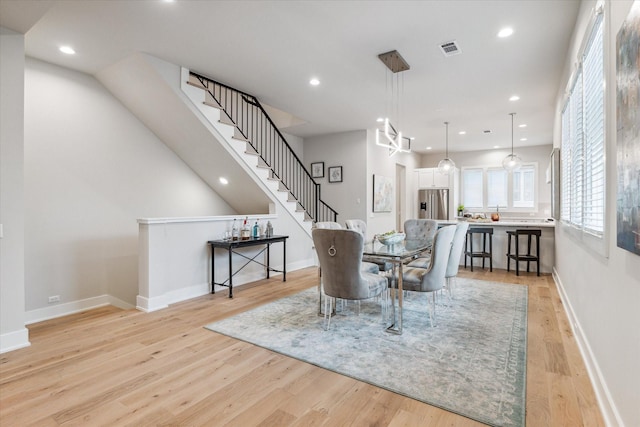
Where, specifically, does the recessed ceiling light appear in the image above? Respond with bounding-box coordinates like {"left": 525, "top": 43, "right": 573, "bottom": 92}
{"left": 498, "top": 27, "right": 514, "bottom": 38}
{"left": 426, "top": 147, "right": 432, "bottom": 150}
{"left": 519, "top": 124, "right": 527, "bottom": 128}
{"left": 458, "top": 131, "right": 466, "bottom": 135}
{"left": 309, "top": 78, "right": 320, "bottom": 86}
{"left": 410, "top": 137, "right": 415, "bottom": 140}
{"left": 59, "top": 46, "right": 76, "bottom": 55}
{"left": 494, "top": 145, "right": 500, "bottom": 149}
{"left": 520, "top": 138, "right": 528, "bottom": 141}
{"left": 509, "top": 95, "right": 520, "bottom": 101}
{"left": 219, "top": 177, "right": 229, "bottom": 185}
{"left": 376, "top": 117, "right": 384, "bottom": 122}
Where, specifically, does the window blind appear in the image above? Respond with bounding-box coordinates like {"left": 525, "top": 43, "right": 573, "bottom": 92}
{"left": 582, "top": 14, "right": 605, "bottom": 235}
{"left": 561, "top": 103, "right": 571, "bottom": 221}
{"left": 559, "top": 10, "right": 605, "bottom": 239}
{"left": 513, "top": 165, "right": 535, "bottom": 208}
{"left": 462, "top": 168, "right": 483, "bottom": 208}
{"left": 487, "top": 168, "right": 507, "bottom": 208}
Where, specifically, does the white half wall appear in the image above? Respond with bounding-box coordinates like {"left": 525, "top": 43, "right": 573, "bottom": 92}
{"left": 137, "top": 211, "right": 316, "bottom": 312}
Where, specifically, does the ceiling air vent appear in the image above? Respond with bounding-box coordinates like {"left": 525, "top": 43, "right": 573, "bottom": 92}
{"left": 439, "top": 40, "right": 461, "bottom": 57}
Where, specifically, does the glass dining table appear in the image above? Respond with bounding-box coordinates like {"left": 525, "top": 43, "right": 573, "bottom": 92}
{"left": 363, "top": 238, "right": 432, "bottom": 335}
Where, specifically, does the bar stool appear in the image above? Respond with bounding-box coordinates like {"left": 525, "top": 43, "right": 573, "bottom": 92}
{"left": 506, "top": 229, "right": 542, "bottom": 276}
{"left": 464, "top": 227, "right": 493, "bottom": 272}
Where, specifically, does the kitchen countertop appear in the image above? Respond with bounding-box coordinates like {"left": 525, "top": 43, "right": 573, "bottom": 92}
{"left": 439, "top": 218, "right": 556, "bottom": 228}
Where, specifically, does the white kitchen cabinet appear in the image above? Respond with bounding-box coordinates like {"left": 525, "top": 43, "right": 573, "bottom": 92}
{"left": 416, "top": 168, "right": 450, "bottom": 188}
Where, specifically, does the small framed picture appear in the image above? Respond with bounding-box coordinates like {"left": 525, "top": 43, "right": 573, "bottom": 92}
{"left": 328, "top": 166, "right": 343, "bottom": 183}
{"left": 311, "top": 162, "right": 324, "bottom": 178}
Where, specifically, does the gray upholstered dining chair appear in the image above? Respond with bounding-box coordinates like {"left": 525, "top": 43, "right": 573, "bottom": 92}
{"left": 404, "top": 219, "right": 438, "bottom": 258}
{"left": 314, "top": 221, "right": 379, "bottom": 274}
{"left": 314, "top": 221, "right": 343, "bottom": 230}
{"left": 312, "top": 228, "right": 389, "bottom": 330}
{"left": 408, "top": 222, "right": 470, "bottom": 298}
{"left": 397, "top": 225, "right": 456, "bottom": 327}
{"left": 445, "top": 221, "right": 470, "bottom": 298}
{"left": 313, "top": 221, "right": 380, "bottom": 315}
{"left": 345, "top": 219, "right": 393, "bottom": 273}
{"left": 344, "top": 219, "right": 367, "bottom": 236}
{"left": 404, "top": 219, "right": 439, "bottom": 240}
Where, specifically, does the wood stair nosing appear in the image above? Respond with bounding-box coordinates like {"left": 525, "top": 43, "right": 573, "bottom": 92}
{"left": 186, "top": 80, "right": 207, "bottom": 90}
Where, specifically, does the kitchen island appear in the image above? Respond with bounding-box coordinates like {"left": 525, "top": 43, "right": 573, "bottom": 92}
{"left": 438, "top": 218, "right": 555, "bottom": 274}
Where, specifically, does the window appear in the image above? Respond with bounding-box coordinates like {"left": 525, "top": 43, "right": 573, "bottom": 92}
{"left": 513, "top": 165, "right": 535, "bottom": 208}
{"left": 462, "top": 168, "right": 483, "bottom": 208}
{"left": 462, "top": 164, "right": 537, "bottom": 211}
{"left": 560, "top": 10, "right": 605, "bottom": 244}
{"left": 487, "top": 168, "right": 507, "bottom": 208}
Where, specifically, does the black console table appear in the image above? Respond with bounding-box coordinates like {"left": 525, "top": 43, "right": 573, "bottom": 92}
{"left": 208, "top": 235, "right": 288, "bottom": 298}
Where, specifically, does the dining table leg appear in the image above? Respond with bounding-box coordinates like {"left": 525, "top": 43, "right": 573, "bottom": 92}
{"left": 386, "top": 258, "right": 403, "bottom": 335}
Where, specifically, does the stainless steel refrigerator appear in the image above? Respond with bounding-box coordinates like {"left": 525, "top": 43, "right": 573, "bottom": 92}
{"left": 418, "top": 189, "right": 449, "bottom": 220}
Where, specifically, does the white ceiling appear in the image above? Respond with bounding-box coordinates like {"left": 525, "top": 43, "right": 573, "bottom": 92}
{"left": 0, "top": 0, "right": 580, "bottom": 155}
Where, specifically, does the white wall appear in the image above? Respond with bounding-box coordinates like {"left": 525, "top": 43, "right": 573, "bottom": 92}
{"left": 366, "top": 129, "right": 422, "bottom": 237}
{"left": 304, "top": 130, "right": 369, "bottom": 224}
{"left": 304, "top": 129, "right": 421, "bottom": 237}
{"left": 553, "top": 1, "right": 640, "bottom": 426}
{"left": 0, "top": 27, "right": 29, "bottom": 353}
{"left": 421, "top": 144, "right": 554, "bottom": 218}
{"left": 23, "top": 58, "right": 236, "bottom": 319}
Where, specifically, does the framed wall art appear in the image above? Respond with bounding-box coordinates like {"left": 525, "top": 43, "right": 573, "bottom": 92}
{"left": 616, "top": 0, "right": 640, "bottom": 255}
{"left": 311, "top": 162, "right": 324, "bottom": 178}
{"left": 328, "top": 166, "right": 343, "bottom": 183}
{"left": 373, "top": 174, "right": 393, "bottom": 212}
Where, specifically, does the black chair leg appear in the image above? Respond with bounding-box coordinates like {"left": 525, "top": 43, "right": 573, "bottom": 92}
{"left": 507, "top": 233, "right": 511, "bottom": 272}
{"left": 489, "top": 233, "right": 493, "bottom": 272}
{"left": 536, "top": 233, "right": 541, "bottom": 276}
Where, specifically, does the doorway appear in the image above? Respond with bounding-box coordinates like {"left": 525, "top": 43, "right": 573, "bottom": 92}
{"left": 396, "top": 164, "right": 406, "bottom": 231}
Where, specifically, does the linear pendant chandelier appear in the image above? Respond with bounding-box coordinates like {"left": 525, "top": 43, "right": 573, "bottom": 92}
{"left": 376, "top": 50, "right": 411, "bottom": 156}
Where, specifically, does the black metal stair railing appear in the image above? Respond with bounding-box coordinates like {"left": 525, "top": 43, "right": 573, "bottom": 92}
{"left": 190, "top": 71, "right": 337, "bottom": 223}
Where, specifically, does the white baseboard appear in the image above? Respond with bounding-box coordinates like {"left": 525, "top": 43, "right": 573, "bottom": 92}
{"left": 0, "top": 328, "right": 31, "bottom": 354}
{"left": 136, "top": 294, "right": 168, "bottom": 313}
{"left": 552, "top": 268, "right": 623, "bottom": 427}
{"left": 25, "top": 295, "right": 135, "bottom": 325}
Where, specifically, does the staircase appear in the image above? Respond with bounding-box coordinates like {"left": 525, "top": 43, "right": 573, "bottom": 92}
{"left": 182, "top": 69, "right": 337, "bottom": 233}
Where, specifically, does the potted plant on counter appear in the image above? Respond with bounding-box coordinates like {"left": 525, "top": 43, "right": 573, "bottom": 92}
{"left": 457, "top": 204, "right": 465, "bottom": 217}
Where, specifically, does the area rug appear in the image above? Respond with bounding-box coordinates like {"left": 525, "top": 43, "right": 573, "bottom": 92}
{"left": 205, "top": 278, "right": 527, "bottom": 427}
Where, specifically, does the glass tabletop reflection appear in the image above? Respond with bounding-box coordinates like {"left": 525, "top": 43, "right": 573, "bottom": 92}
{"left": 362, "top": 238, "right": 432, "bottom": 259}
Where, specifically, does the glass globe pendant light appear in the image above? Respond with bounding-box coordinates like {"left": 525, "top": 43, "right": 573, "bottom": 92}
{"left": 437, "top": 121, "right": 455, "bottom": 174}
{"left": 503, "top": 112, "right": 522, "bottom": 171}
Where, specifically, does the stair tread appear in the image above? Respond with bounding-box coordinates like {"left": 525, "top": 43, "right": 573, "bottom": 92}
{"left": 203, "top": 101, "right": 223, "bottom": 109}
{"left": 186, "top": 80, "right": 207, "bottom": 90}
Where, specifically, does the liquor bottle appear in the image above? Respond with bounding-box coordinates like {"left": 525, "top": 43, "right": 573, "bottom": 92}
{"left": 266, "top": 221, "right": 273, "bottom": 237}
{"left": 252, "top": 220, "right": 259, "bottom": 238}
{"left": 241, "top": 217, "right": 250, "bottom": 240}
{"left": 231, "top": 219, "right": 239, "bottom": 241}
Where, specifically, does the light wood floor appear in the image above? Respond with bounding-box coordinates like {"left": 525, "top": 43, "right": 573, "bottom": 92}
{"left": 0, "top": 267, "right": 604, "bottom": 426}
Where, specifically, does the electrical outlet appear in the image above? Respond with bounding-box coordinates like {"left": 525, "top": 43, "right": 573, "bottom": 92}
{"left": 48, "top": 295, "right": 60, "bottom": 303}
